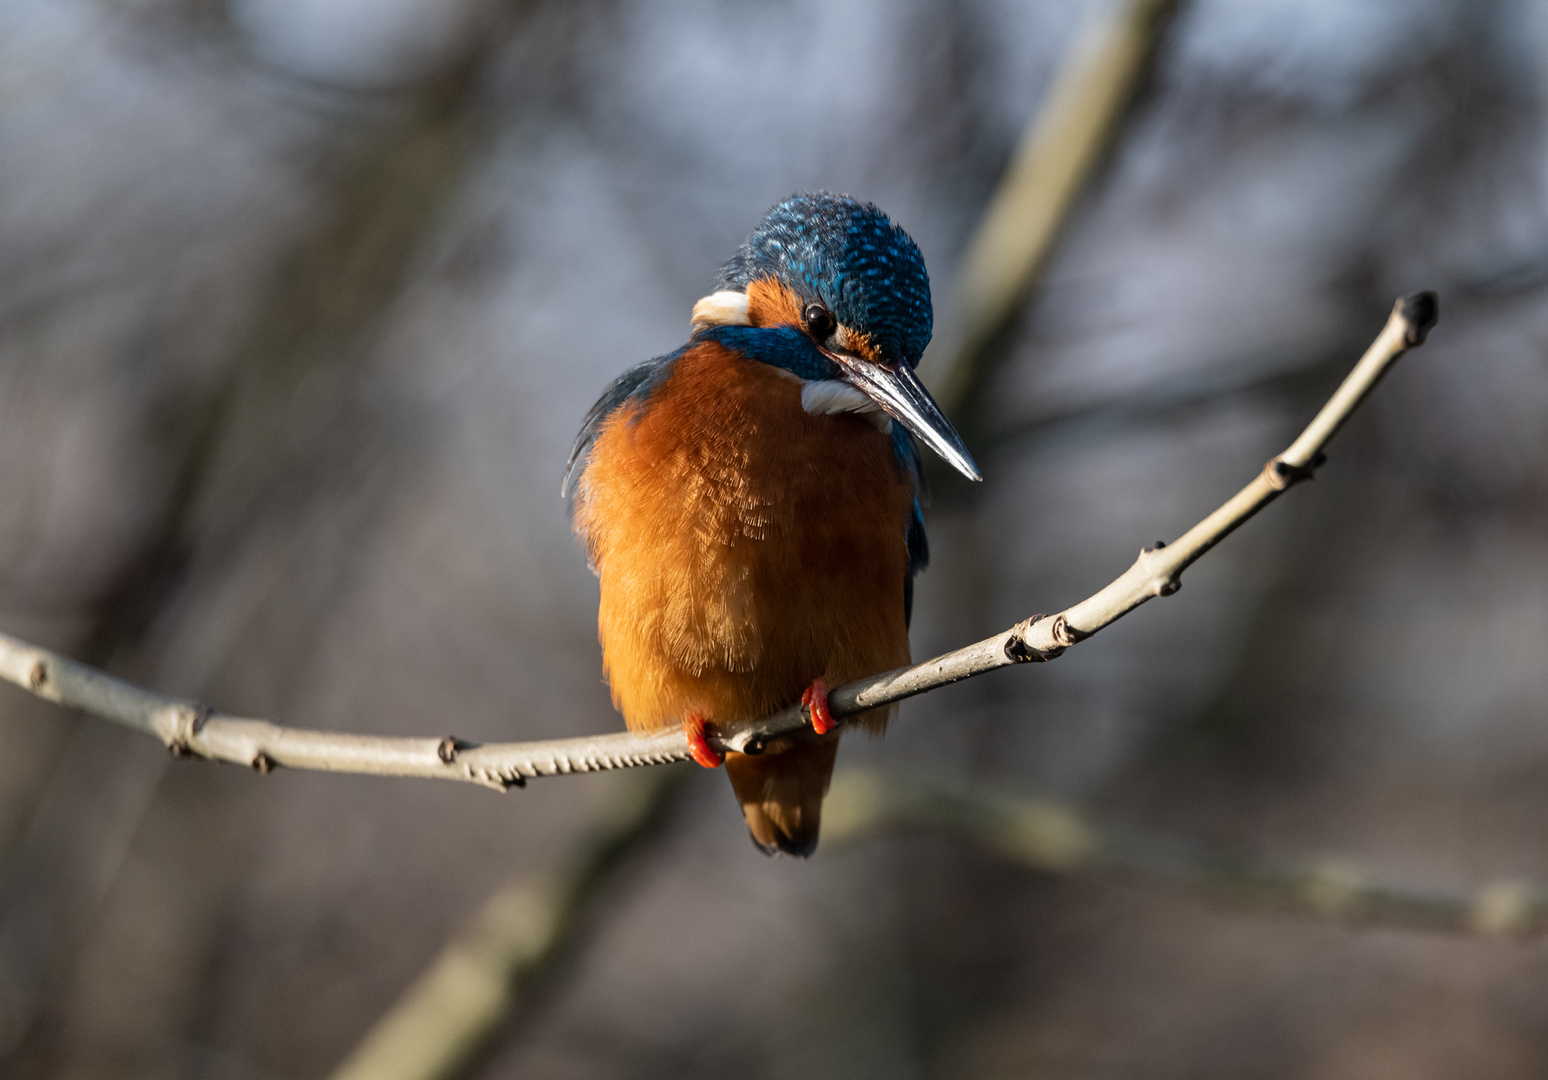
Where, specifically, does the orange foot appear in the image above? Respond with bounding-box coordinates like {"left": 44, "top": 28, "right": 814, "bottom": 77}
{"left": 802, "top": 679, "right": 834, "bottom": 735}
{"left": 682, "top": 712, "right": 723, "bottom": 769}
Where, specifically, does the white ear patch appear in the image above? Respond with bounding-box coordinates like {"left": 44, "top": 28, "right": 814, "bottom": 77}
{"left": 690, "top": 290, "right": 751, "bottom": 331}
{"left": 801, "top": 380, "right": 892, "bottom": 433}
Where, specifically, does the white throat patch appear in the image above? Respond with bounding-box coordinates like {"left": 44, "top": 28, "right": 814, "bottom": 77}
{"left": 801, "top": 380, "right": 892, "bottom": 433}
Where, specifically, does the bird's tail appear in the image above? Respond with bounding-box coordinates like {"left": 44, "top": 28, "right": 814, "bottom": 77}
{"left": 724, "top": 736, "right": 839, "bottom": 858}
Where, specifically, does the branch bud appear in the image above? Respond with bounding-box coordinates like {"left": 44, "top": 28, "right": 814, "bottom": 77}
{"left": 1399, "top": 291, "right": 1438, "bottom": 346}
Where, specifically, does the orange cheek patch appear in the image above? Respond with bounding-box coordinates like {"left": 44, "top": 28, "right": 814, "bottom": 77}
{"left": 837, "top": 325, "right": 881, "bottom": 363}
{"left": 745, "top": 278, "right": 885, "bottom": 362}
{"left": 745, "top": 277, "right": 806, "bottom": 327}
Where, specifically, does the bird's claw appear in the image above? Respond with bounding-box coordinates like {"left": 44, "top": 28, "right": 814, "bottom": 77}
{"left": 802, "top": 679, "right": 834, "bottom": 735}
{"left": 682, "top": 712, "right": 723, "bottom": 768}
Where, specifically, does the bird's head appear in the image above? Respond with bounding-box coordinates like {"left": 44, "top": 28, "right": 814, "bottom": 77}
{"left": 692, "top": 192, "right": 981, "bottom": 482}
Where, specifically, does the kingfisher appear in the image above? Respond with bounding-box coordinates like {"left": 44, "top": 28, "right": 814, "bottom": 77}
{"left": 564, "top": 193, "right": 980, "bottom": 856}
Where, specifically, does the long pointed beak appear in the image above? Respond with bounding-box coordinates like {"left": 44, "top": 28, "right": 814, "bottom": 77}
{"left": 824, "top": 351, "right": 982, "bottom": 481}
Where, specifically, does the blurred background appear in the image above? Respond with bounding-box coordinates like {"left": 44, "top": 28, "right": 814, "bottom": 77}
{"left": 2, "top": 0, "right": 1547, "bottom": 1076}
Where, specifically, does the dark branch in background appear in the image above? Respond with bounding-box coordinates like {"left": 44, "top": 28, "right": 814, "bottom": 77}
{"left": 823, "top": 769, "right": 1548, "bottom": 939}
{"left": 326, "top": 771, "right": 685, "bottom": 1080}
{"left": 0, "top": 289, "right": 1441, "bottom": 787}
{"left": 0, "top": 8, "right": 544, "bottom": 1065}
{"left": 928, "top": 0, "right": 1180, "bottom": 416}
{"left": 980, "top": 337, "right": 1363, "bottom": 460}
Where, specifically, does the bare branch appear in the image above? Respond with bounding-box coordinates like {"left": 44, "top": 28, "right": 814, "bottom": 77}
{"left": 718, "top": 293, "right": 1436, "bottom": 750}
{"left": 824, "top": 763, "right": 1548, "bottom": 939}
{"left": 0, "top": 294, "right": 1437, "bottom": 786}
{"left": 0, "top": 639, "right": 685, "bottom": 790}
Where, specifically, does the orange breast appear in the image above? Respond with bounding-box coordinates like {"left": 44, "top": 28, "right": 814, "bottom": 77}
{"left": 573, "top": 341, "right": 914, "bottom": 733}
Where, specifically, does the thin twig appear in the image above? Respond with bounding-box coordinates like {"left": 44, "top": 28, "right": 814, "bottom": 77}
{"left": 823, "top": 765, "right": 1548, "bottom": 939}
{"left": 0, "top": 293, "right": 1437, "bottom": 786}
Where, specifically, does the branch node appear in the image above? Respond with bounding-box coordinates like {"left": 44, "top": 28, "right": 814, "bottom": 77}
{"left": 1006, "top": 615, "right": 1076, "bottom": 662}
{"left": 27, "top": 660, "right": 45, "bottom": 690}
{"left": 1052, "top": 614, "right": 1087, "bottom": 648}
{"left": 1002, "top": 637, "right": 1039, "bottom": 663}
{"left": 741, "top": 734, "right": 768, "bottom": 756}
{"left": 1005, "top": 616, "right": 1053, "bottom": 662}
{"left": 1399, "top": 290, "right": 1439, "bottom": 346}
{"left": 1263, "top": 454, "right": 1323, "bottom": 491}
{"left": 1141, "top": 540, "right": 1166, "bottom": 554}
{"left": 251, "top": 752, "right": 277, "bottom": 774}
{"left": 438, "top": 736, "right": 471, "bottom": 764}
{"left": 1155, "top": 579, "right": 1181, "bottom": 598}
{"left": 167, "top": 703, "right": 212, "bottom": 757}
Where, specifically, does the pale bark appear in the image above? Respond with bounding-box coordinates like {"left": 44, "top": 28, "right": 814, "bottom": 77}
{"left": 0, "top": 294, "right": 1438, "bottom": 786}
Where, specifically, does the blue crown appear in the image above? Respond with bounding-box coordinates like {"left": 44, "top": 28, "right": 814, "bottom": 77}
{"left": 715, "top": 192, "right": 933, "bottom": 366}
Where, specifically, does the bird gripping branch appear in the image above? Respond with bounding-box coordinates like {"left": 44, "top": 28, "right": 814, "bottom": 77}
{"left": 564, "top": 193, "right": 978, "bottom": 856}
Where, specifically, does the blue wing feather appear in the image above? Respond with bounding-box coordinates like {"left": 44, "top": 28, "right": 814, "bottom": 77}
{"left": 561, "top": 351, "right": 682, "bottom": 499}
{"left": 893, "top": 426, "right": 930, "bottom": 628}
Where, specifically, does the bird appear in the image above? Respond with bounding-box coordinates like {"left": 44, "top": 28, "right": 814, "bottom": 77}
{"left": 563, "top": 192, "right": 980, "bottom": 857}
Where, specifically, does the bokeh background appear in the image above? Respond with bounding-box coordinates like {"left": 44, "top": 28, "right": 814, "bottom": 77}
{"left": 2, "top": 0, "right": 1547, "bottom": 1076}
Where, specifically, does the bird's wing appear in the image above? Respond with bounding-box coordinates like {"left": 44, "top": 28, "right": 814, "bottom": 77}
{"left": 561, "top": 352, "right": 679, "bottom": 500}
{"left": 894, "top": 427, "right": 930, "bottom": 628}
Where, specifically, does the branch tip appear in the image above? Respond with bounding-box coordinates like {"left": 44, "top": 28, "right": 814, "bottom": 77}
{"left": 1398, "top": 290, "right": 1439, "bottom": 346}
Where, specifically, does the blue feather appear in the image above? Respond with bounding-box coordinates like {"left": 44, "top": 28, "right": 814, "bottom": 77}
{"left": 694, "top": 324, "right": 839, "bottom": 382}
{"left": 561, "top": 349, "right": 683, "bottom": 498}
{"left": 893, "top": 426, "right": 930, "bottom": 627}
{"left": 714, "top": 192, "right": 933, "bottom": 366}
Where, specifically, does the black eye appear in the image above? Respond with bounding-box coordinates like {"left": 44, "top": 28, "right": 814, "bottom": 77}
{"left": 803, "top": 303, "right": 835, "bottom": 340}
